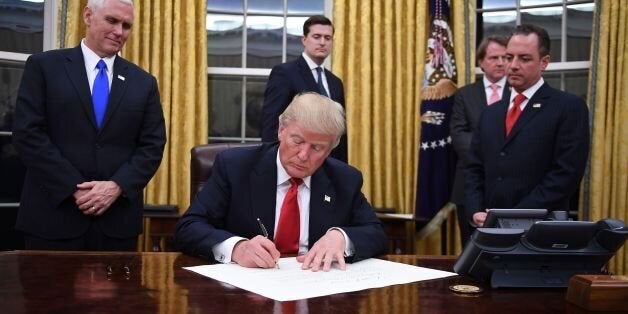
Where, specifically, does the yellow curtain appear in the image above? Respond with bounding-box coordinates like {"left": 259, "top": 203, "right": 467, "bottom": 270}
{"left": 333, "top": 0, "right": 425, "bottom": 222}
{"left": 60, "top": 0, "right": 208, "bottom": 216}
{"left": 587, "top": 0, "right": 628, "bottom": 275}
{"left": 333, "top": 0, "right": 472, "bottom": 255}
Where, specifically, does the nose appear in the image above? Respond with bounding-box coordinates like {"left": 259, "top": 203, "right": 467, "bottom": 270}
{"left": 296, "top": 146, "right": 310, "bottom": 161}
{"left": 112, "top": 23, "right": 123, "bottom": 36}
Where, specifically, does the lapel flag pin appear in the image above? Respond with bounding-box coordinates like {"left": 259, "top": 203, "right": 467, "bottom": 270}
{"left": 324, "top": 195, "right": 331, "bottom": 203}
{"left": 117, "top": 75, "right": 125, "bottom": 81}
{"left": 532, "top": 103, "right": 541, "bottom": 108}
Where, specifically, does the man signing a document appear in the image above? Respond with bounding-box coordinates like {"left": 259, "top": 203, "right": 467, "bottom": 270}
{"left": 175, "top": 92, "right": 388, "bottom": 271}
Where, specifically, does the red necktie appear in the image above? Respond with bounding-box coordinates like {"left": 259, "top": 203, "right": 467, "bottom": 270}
{"left": 505, "top": 93, "right": 526, "bottom": 136}
{"left": 275, "top": 178, "right": 302, "bottom": 253}
{"left": 488, "top": 83, "right": 500, "bottom": 105}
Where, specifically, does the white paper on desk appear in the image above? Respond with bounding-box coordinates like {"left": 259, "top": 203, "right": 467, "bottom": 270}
{"left": 184, "top": 257, "right": 456, "bottom": 301}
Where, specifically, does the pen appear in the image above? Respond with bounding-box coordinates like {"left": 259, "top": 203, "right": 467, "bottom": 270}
{"left": 256, "top": 218, "right": 279, "bottom": 269}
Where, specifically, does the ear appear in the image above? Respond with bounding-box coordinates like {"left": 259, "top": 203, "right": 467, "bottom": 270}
{"left": 540, "top": 54, "right": 550, "bottom": 71}
{"left": 277, "top": 124, "right": 286, "bottom": 140}
{"left": 301, "top": 35, "right": 307, "bottom": 45}
{"left": 83, "top": 6, "right": 92, "bottom": 26}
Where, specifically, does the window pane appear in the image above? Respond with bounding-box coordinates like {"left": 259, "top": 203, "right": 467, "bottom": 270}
{"left": 245, "top": 77, "right": 267, "bottom": 138}
{"left": 563, "top": 70, "right": 589, "bottom": 100}
{"left": 567, "top": 3, "right": 593, "bottom": 61}
{"left": 286, "top": 16, "right": 306, "bottom": 62}
{"left": 247, "top": 16, "right": 283, "bottom": 68}
{"left": 206, "top": 0, "right": 243, "bottom": 12}
{"left": 0, "top": 60, "right": 24, "bottom": 132}
{"left": 0, "top": 0, "right": 44, "bottom": 54}
{"left": 481, "top": 0, "right": 515, "bottom": 10}
{"left": 543, "top": 70, "right": 589, "bottom": 101}
{"left": 208, "top": 76, "right": 243, "bottom": 138}
{"left": 521, "top": 7, "right": 562, "bottom": 61}
{"left": 480, "top": 11, "right": 516, "bottom": 40}
{"left": 248, "top": 0, "right": 283, "bottom": 14}
{"left": 207, "top": 14, "right": 243, "bottom": 67}
{"left": 288, "top": 0, "right": 324, "bottom": 14}
{"left": 520, "top": 0, "right": 562, "bottom": 6}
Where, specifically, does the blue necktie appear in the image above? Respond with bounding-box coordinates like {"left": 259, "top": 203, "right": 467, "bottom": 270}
{"left": 92, "top": 60, "right": 109, "bottom": 128}
{"left": 315, "top": 67, "right": 328, "bottom": 97}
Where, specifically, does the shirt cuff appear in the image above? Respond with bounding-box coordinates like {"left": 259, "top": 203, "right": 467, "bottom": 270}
{"left": 328, "top": 227, "right": 355, "bottom": 257}
{"left": 212, "top": 236, "right": 247, "bottom": 263}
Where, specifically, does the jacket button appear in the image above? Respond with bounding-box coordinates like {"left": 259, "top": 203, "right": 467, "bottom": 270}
{"left": 500, "top": 151, "right": 506, "bottom": 156}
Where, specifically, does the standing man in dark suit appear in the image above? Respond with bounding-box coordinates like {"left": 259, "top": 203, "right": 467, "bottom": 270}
{"left": 450, "top": 36, "right": 508, "bottom": 244}
{"left": 465, "top": 24, "right": 589, "bottom": 227}
{"left": 12, "top": 0, "right": 166, "bottom": 250}
{"left": 176, "top": 93, "right": 387, "bottom": 272}
{"left": 261, "top": 15, "right": 347, "bottom": 162}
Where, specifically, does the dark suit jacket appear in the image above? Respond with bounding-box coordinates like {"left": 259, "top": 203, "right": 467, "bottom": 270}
{"left": 450, "top": 80, "right": 510, "bottom": 205}
{"left": 465, "top": 82, "right": 589, "bottom": 221}
{"left": 13, "top": 45, "right": 166, "bottom": 239}
{"left": 261, "top": 55, "right": 347, "bottom": 162}
{"left": 174, "top": 143, "right": 388, "bottom": 263}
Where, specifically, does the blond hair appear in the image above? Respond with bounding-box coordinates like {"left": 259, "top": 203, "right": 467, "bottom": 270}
{"left": 279, "top": 92, "right": 345, "bottom": 148}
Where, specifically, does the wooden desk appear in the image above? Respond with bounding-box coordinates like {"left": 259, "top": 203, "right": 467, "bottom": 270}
{"left": 0, "top": 251, "right": 571, "bottom": 313}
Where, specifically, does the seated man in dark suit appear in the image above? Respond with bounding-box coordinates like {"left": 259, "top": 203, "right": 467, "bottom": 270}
{"left": 175, "top": 92, "right": 387, "bottom": 271}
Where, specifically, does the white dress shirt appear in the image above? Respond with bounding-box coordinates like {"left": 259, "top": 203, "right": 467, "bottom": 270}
{"left": 508, "top": 77, "right": 545, "bottom": 112}
{"left": 302, "top": 52, "right": 330, "bottom": 97}
{"left": 81, "top": 39, "right": 115, "bottom": 93}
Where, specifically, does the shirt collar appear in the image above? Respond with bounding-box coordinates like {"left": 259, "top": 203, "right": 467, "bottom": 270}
{"left": 276, "top": 151, "right": 311, "bottom": 188}
{"left": 509, "top": 77, "right": 545, "bottom": 103}
{"left": 483, "top": 75, "right": 507, "bottom": 89}
{"left": 302, "top": 52, "right": 323, "bottom": 72}
{"left": 81, "top": 39, "right": 116, "bottom": 73}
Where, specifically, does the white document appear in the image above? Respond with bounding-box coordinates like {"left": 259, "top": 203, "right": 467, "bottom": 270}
{"left": 184, "top": 257, "right": 456, "bottom": 301}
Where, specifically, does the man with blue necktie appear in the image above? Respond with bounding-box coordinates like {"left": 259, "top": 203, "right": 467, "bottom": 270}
{"left": 13, "top": 0, "right": 166, "bottom": 250}
{"left": 261, "top": 15, "right": 347, "bottom": 162}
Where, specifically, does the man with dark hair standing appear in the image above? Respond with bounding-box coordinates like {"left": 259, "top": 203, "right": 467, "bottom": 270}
{"left": 13, "top": 0, "right": 166, "bottom": 250}
{"left": 465, "top": 24, "right": 589, "bottom": 227}
{"left": 450, "top": 35, "right": 509, "bottom": 243}
{"left": 261, "top": 15, "right": 347, "bottom": 162}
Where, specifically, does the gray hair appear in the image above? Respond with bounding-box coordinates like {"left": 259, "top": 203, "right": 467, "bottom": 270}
{"left": 88, "top": 0, "right": 133, "bottom": 10}
{"left": 279, "top": 92, "right": 346, "bottom": 148}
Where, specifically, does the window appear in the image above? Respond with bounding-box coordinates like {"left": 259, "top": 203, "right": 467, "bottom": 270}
{"left": 476, "top": 0, "right": 594, "bottom": 98}
{"left": 206, "top": 0, "right": 327, "bottom": 142}
{"left": 0, "top": 0, "right": 56, "bottom": 205}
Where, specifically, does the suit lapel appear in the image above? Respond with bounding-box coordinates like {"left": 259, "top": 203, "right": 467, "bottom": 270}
{"left": 308, "top": 164, "right": 336, "bottom": 248}
{"left": 324, "top": 68, "right": 339, "bottom": 100}
{"left": 100, "top": 57, "right": 129, "bottom": 130}
{"left": 251, "top": 145, "right": 280, "bottom": 239}
{"left": 504, "top": 83, "right": 550, "bottom": 144}
{"left": 472, "top": 81, "right": 488, "bottom": 108}
{"left": 64, "top": 46, "right": 98, "bottom": 129}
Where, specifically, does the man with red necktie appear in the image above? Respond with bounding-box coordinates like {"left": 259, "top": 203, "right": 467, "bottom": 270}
{"left": 450, "top": 35, "right": 509, "bottom": 244}
{"left": 175, "top": 92, "right": 387, "bottom": 272}
{"left": 465, "top": 24, "right": 589, "bottom": 228}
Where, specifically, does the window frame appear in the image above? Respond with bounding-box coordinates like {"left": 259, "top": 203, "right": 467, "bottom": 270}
{"left": 475, "top": 0, "right": 593, "bottom": 91}
{"left": 206, "top": 0, "right": 331, "bottom": 143}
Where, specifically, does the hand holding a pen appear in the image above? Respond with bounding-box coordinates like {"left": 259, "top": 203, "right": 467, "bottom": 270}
{"left": 231, "top": 235, "right": 280, "bottom": 269}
